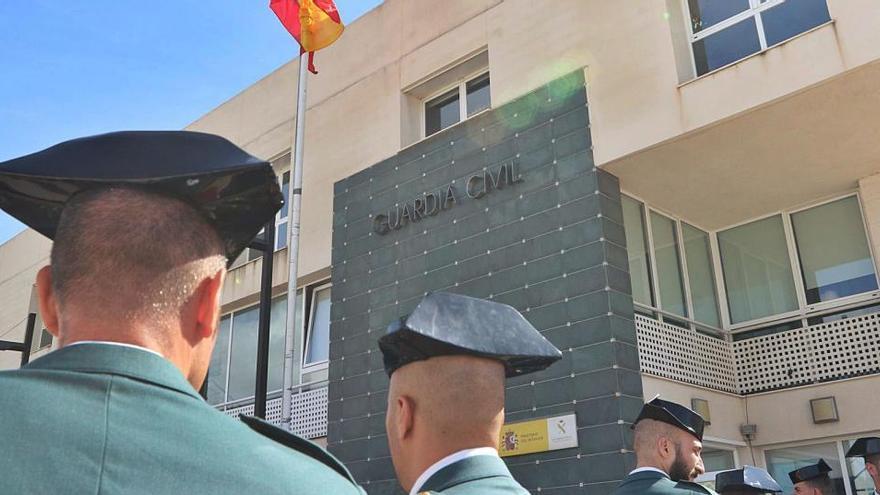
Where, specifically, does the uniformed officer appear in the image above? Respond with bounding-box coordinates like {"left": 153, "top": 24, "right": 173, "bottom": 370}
{"left": 789, "top": 459, "right": 834, "bottom": 495}
{"left": 715, "top": 466, "right": 782, "bottom": 495}
{"left": 611, "top": 397, "right": 717, "bottom": 495}
{"left": 0, "top": 131, "right": 362, "bottom": 494}
{"left": 378, "top": 291, "right": 563, "bottom": 495}
{"left": 845, "top": 438, "right": 880, "bottom": 495}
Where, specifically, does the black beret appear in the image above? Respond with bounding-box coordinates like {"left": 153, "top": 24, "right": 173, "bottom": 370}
{"left": 0, "top": 131, "right": 282, "bottom": 264}
{"left": 378, "top": 292, "right": 562, "bottom": 377}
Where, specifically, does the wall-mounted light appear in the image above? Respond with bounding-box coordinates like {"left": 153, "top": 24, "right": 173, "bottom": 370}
{"left": 810, "top": 397, "right": 839, "bottom": 424}
{"left": 691, "top": 398, "right": 711, "bottom": 425}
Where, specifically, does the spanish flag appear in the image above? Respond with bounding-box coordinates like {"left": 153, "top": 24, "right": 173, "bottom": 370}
{"left": 270, "top": 0, "right": 344, "bottom": 74}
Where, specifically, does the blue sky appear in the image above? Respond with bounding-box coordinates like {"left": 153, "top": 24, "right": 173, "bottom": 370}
{"left": 0, "top": 0, "right": 382, "bottom": 245}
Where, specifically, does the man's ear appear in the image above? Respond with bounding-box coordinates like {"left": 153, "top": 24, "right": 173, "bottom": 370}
{"left": 657, "top": 435, "right": 673, "bottom": 461}
{"left": 396, "top": 395, "right": 415, "bottom": 441}
{"left": 35, "top": 266, "right": 60, "bottom": 337}
{"left": 194, "top": 269, "right": 225, "bottom": 339}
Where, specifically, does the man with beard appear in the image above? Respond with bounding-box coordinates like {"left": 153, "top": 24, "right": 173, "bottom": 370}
{"left": 845, "top": 437, "right": 880, "bottom": 495}
{"left": 611, "top": 397, "right": 716, "bottom": 495}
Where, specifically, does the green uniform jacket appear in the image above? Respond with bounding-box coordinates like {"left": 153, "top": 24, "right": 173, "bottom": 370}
{"left": 611, "top": 470, "right": 717, "bottom": 495}
{"left": 418, "top": 455, "right": 529, "bottom": 494}
{"left": 0, "top": 343, "right": 363, "bottom": 494}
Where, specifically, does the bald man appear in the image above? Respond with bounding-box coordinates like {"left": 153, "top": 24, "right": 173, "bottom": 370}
{"left": 611, "top": 398, "right": 716, "bottom": 495}
{"left": 378, "top": 292, "right": 563, "bottom": 494}
{"left": 0, "top": 132, "right": 362, "bottom": 494}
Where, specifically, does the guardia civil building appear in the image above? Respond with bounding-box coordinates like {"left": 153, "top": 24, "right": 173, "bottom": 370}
{"left": 2, "top": 1, "right": 880, "bottom": 494}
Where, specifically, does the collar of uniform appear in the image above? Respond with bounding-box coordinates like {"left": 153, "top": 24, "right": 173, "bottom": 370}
{"left": 24, "top": 342, "right": 200, "bottom": 399}
{"left": 629, "top": 467, "right": 670, "bottom": 478}
{"left": 415, "top": 450, "right": 509, "bottom": 494}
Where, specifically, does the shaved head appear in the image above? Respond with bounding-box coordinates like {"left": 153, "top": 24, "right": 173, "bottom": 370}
{"left": 385, "top": 355, "right": 506, "bottom": 491}
{"left": 633, "top": 419, "right": 704, "bottom": 481}
{"left": 50, "top": 187, "right": 225, "bottom": 331}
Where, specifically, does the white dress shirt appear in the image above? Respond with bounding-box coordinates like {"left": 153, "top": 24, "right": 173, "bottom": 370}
{"left": 409, "top": 447, "right": 499, "bottom": 495}
{"left": 628, "top": 467, "right": 669, "bottom": 477}
{"left": 65, "top": 340, "right": 165, "bottom": 358}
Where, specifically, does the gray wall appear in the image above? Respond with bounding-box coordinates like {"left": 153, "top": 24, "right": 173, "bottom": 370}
{"left": 328, "top": 71, "right": 643, "bottom": 495}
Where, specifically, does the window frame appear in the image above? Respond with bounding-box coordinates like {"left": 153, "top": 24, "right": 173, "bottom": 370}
{"left": 682, "top": 0, "right": 832, "bottom": 77}
{"left": 620, "top": 190, "right": 880, "bottom": 335}
{"left": 421, "top": 70, "right": 491, "bottom": 139}
{"left": 761, "top": 435, "right": 878, "bottom": 495}
{"left": 301, "top": 281, "right": 332, "bottom": 372}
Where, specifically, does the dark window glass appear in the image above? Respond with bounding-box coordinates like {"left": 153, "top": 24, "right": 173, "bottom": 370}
{"left": 279, "top": 171, "right": 290, "bottom": 220}
{"left": 276, "top": 222, "right": 287, "bottom": 250}
{"left": 38, "top": 328, "right": 52, "bottom": 349}
{"left": 687, "top": 0, "right": 751, "bottom": 32}
{"left": 228, "top": 306, "right": 259, "bottom": 402}
{"left": 466, "top": 74, "right": 490, "bottom": 116}
{"left": 807, "top": 303, "right": 880, "bottom": 326}
{"left": 761, "top": 0, "right": 831, "bottom": 47}
{"left": 693, "top": 17, "right": 761, "bottom": 75}
{"left": 268, "top": 295, "right": 288, "bottom": 392}
{"left": 207, "top": 316, "right": 231, "bottom": 405}
{"left": 425, "top": 88, "right": 460, "bottom": 136}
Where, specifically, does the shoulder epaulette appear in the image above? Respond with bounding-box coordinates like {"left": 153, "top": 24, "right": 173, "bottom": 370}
{"left": 239, "top": 415, "right": 358, "bottom": 486}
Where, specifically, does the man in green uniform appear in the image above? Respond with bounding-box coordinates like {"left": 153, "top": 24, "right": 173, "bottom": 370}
{"left": 611, "top": 397, "right": 717, "bottom": 495}
{"left": 789, "top": 459, "right": 834, "bottom": 495}
{"left": 845, "top": 437, "right": 880, "bottom": 495}
{"left": 377, "top": 292, "right": 563, "bottom": 495}
{"left": 715, "top": 466, "right": 782, "bottom": 495}
{"left": 0, "top": 131, "right": 362, "bottom": 494}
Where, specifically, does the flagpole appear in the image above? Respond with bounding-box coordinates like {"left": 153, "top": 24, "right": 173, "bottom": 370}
{"left": 281, "top": 54, "right": 309, "bottom": 432}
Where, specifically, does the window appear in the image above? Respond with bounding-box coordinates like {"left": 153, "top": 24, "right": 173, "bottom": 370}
{"left": 791, "top": 197, "right": 878, "bottom": 305}
{"left": 303, "top": 284, "right": 331, "bottom": 368}
{"left": 765, "top": 442, "right": 845, "bottom": 495}
{"left": 683, "top": 224, "right": 721, "bottom": 327}
{"left": 718, "top": 215, "right": 799, "bottom": 324}
{"left": 276, "top": 170, "right": 290, "bottom": 250}
{"left": 695, "top": 447, "right": 738, "bottom": 490}
{"left": 686, "top": 0, "right": 831, "bottom": 76}
{"left": 621, "top": 195, "right": 721, "bottom": 329}
{"left": 424, "top": 72, "right": 491, "bottom": 137}
{"left": 844, "top": 438, "right": 880, "bottom": 495}
{"left": 207, "top": 295, "right": 289, "bottom": 405}
{"left": 622, "top": 196, "right": 655, "bottom": 307}
{"left": 651, "top": 211, "right": 689, "bottom": 318}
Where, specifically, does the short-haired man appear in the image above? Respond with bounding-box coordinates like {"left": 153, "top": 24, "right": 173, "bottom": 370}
{"left": 789, "top": 460, "right": 835, "bottom": 495}
{"left": 715, "top": 466, "right": 782, "bottom": 495}
{"left": 379, "top": 292, "right": 563, "bottom": 494}
{"left": 845, "top": 437, "right": 880, "bottom": 495}
{"left": 611, "top": 397, "right": 715, "bottom": 495}
{"left": 0, "top": 131, "right": 363, "bottom": 494}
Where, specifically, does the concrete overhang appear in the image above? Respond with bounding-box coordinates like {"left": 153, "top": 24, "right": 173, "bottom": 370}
{"left": 603, "top": 59, "right": 880, "bottom": 230}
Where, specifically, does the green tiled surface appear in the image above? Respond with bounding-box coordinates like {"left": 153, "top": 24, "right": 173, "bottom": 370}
{"left": 328, "top": 70, "right": 643, "bottom": 494}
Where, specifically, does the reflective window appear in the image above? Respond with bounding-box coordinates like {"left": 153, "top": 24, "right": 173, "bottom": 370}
{"left": 791, "top": 196, "right": 878, "bottom": 304}
{"left": 466, "top": 74, "right": 491, "bottom": 116}
{"left": 683, "top": 223, "right": 721, "bottom": 327}
{"left": 762, "top": 0, "right": 831, "bottom": 47}
{"left": 687, "top": 0, "right": 751, "bottom": 32}
{"left": 304, "top": 286, "right": 331, "bottom": 366}
{"left": 208, "top": 295, "right": 290, "bottom": 405}
{"left": 622, "top": 196, "right": 654, "bottom": 307}
{"left": 424, "top": 72, "right": 491, "bottom": 137}
{"left": 693, "top": 17, "right": 761, "bottom": 76}
{"left": 719, "top": 215, "right": 799, "bottom": 324}
{"left": 765, "top": 443, "right": 845, "bottom": 495}
{"left": 687, "top": 0, "right": 831, "bottom": 77}
{"left": 425, "top": 88, "right": 460, "bottom": 137}
{"left": 207, "top": 316, "right": 231, "bottom": 405}
{"left": 843, "top": 438, "right": 880, "bottom": 495}
{"left": 651, "top": 211, "right": 688, "bottom": 317}
{"left": 276, "top": 170, "right": 290, "bottom": 250}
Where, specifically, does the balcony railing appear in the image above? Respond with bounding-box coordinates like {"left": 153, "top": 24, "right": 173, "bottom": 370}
{"left": 219, "top": 384, "right": 329, "bottom": 439}
{"left": 635, "top": 310, "right": 880, "bottom": 395}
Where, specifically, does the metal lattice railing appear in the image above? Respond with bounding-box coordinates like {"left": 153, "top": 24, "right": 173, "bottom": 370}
{"left": 634, "top": 314, "right": 738, "bottom": 393}
{"left": 636, "top": 311, "right": 880, "bottom": 395}
{"left": 221, "top": 386, "right": 328, "bottom": 439}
